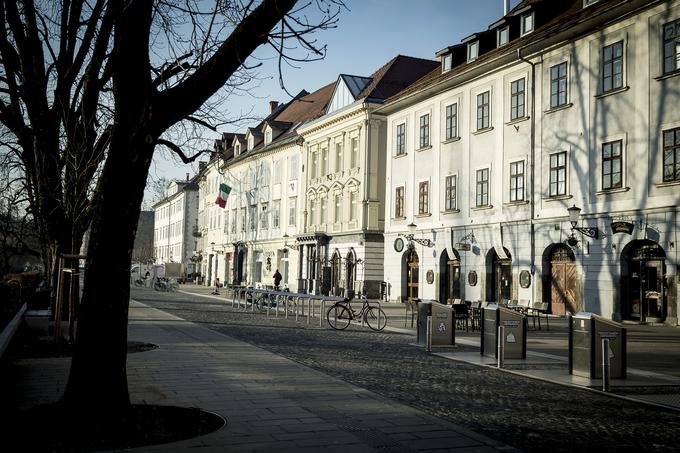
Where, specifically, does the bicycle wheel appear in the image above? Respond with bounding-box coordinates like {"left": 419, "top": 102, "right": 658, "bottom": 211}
{"left": 365, "top": 307, "right": 387, "bottom": 331}
{"left": 254, "top": 295, "right": 267, "bottom": 311}
{"left": 327, "top": 305, "right": 351, "bottom": 330}
{"left": 134, "top": 279, "right": 143, "bottom": 287}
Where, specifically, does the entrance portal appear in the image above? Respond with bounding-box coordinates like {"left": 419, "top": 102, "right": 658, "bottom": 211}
{"left": 549, "top": 244, "right": 577, "bottom": 316}
{"left": 486, "top": 248, "right": 512, "bottom": 302}
{"left": 403, "top": 249, "right": 419, "bottom": 303}
{"left": 439, "top": 249, "right": 461, "bottom": 303}
{"left": 621, "top": 240, "right": 666, "bottom": 323}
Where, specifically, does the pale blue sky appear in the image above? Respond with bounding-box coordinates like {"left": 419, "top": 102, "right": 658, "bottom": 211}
{"left": 147, "top": 0, "right": 520, "bottom": 204}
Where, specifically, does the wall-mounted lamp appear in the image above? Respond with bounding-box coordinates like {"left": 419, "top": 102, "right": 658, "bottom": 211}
{"left": 399, "top": 223, "right": 434, "bottom": 249}
{"left": 567, "top": 204, "right": 600, "bottom": 241}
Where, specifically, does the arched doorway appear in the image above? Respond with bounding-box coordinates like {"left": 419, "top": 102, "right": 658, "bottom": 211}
{"left": 439, "top": 249, "right": 461, "bottom": 304}
{"left": 621, "top": 240, "right": 666, "bottom": 323}
{"left": 402, "top": 249, "right": 420, "bottom": 303}
{"left": 331, "top": 250, "right": 342, "bottom": 295}
{"left": 345, "top": 250, "right": 356, "bottom": 298}
{"left": 236, "top": 247, "right": 247, "bottom": 284}
{"left": 486, "top": 248, "right": 512, "bottom": 302}
{"left": 548, "top": 244, "right": 577, "bottom": 316}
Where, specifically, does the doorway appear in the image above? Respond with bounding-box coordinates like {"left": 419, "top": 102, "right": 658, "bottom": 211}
{"left": 403, "top": 249, "right": 420, "bottom": 303}
{"left": 549, "top": 244, "right": 577, "bottom": 315}
{"left": 487, "top": 248, "right": 512, "bottom": 302}
{"left": 439, "top": 249, "right": 461, "bottom": 303}
{"left": 621, "top": 240, "right": 666, "bottom": 323}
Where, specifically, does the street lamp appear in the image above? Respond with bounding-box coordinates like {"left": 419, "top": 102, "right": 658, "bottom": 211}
{"left": 567, "top": 204, "right": 599, "bottom": 241}
{"left": 399, "top": 222, "right": 434, "bottom": 248}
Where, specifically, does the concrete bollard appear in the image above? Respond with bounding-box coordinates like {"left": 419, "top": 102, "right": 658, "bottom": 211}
{"left": 498, "top": 325, "right": 505, "bottom": 369}
{"left": 426, "top": 315, "right": 432, "bottom": 353}
{"left": 602, "top": 338, "right": 611, "bottom": 392}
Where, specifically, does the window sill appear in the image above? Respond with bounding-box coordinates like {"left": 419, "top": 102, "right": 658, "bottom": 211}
{"left": 471, "top": 205, "right": 493, "bottom": 211}
{"left": 441, "top": 209, "right": 460, "bottom": 215}
{"left": 415, "top": 213, "right": 432, "bottom": 218}
{"left": 416, "top": 145, "right": 432, "bottom": 152}
{"left": 392, "top": 216, "right": 407, "bottom": 221}
{"left": 472, "top": 127, "right": 494, "bottom": 135}
{"left": 595, "top": 85, "right": 630, "bottom": 99}
{"left": 394, "top": 152, "right": 408, "bottom": 159}
{"left": 595, "top": 186, "right": 630, "bottom": 195}
{"left": 503, "top": 200, "right": 529, "bottom": 206}
{"left": 655, "top": 180, "right": 680, "bottom": 188}
{"left": 655, "top": 70, "right": 680, "bottom": 82}
{"left": 545, "top": 103, "right": 573, "bottom": 114}
{"left": 442, "top": 137, "right": 461, "bottom": 144}
{"left": 542, "top": 194, "right": 573, "bottom": 201}
{"left": 505, "top": 116, "right": 530, "bottom": 126}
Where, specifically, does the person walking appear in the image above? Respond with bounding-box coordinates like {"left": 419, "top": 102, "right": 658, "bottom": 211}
{"left": 273, "top": 269, "right": 282, "bottom": 291}
{"left": 212, "top": 277, "right": 220, "bottom": 295}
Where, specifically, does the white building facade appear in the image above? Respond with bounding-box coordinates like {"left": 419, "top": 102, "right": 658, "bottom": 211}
{"left": 381, "top": 0, "right": 679, "bottom": 325}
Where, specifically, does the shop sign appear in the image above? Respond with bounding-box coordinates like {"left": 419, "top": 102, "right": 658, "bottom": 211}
{"left": 611, "top": 221, "right": 634, "bottom": 235}
{"left": 456, "top": 242, "right": 471, "bottom": 251}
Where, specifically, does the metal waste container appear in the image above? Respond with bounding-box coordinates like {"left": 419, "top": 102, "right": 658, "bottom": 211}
{"left": 569, "top": 312, "right": 627, "bottom": 379}
{"left": 417, "top": 300, "right": 453, "bottom": 346}
{"left": 481, "top": 304, "right": 527, "bottom": 359}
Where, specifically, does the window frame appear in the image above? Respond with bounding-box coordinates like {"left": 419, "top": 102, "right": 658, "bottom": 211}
{"left": 475, "top": 168, "right": 489, "bottom": 207}
{"left": 396, "top": 123, "right": 406, "bottom": 155}
{"left": 602, "top": 40, "right": 624, "bottom": 93}
{"left": 521, "top": 13, "right": 534, "bottom": 36}
{"left": 288, "top": 197, "right": 297, "bottom": 226}
{"left": 467, "top": 41, "right": 479, "bottom": 61}
{"left": 476, "top": 91, "right": 490, "bottom": 130}
{"left": 418, "top": 181, "right": 429, "bottom": 215}
{"left": 662, "top": 18, "right": 680, "bottom": 75}
{"left": 509, "top": 160, "right": 525, "bottom": 202}
{"left": 419, "top": 114, "right": 430, "bottom": 149}
{"left": 663, "top": 127, "right": 680, "bottom": 183}
{"left": 550, "top": 62, "right": 568, "bottom": 109}
{"left": 442, "top": 53, "right": 452, "bottom": 72}
{"left": 395, "top": 186, "right": 405, "bottom": 218}
{"left": 510, "top": 78, "right": 526, "bottom": 121}
{"left": 445, "top": 103, "right": 458, "bottom": 140}
{"left": 549, "top": 151, "right": 568, "bottom": 197}
{"left": 444, "top": 175, "right": 457, "bottom": 212}
{"left": 498, "top": 26, "right": 509, "bottom": 47}
{"left": 602, "top": 140, "right": 623, "bottom": 190}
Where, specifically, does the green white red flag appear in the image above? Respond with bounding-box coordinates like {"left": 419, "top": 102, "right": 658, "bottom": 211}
{"left": 215, "top": 183, "right": 232, "bottom": 208}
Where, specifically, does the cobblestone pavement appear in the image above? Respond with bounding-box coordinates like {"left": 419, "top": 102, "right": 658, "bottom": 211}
{"left": 131, "top": 287, "right": 680, "bottom": 453}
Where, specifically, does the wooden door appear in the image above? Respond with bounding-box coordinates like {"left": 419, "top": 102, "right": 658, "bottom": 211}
{"left": 564, "top": 262, "right": 577, "bottom": 313}
{"left": 407, "top": 256, "right": 419, "bottom": 303}
{"left": 551, "top": 263, "right": 566, "bottom": 316}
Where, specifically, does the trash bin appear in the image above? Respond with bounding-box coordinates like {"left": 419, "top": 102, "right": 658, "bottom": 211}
{"left": 569, "top": 312, "right": 627, "bottom": 379}
{"left": 417, "top": 300, "right": 453, "bottom": 346}
{"left": 481, "top": 304, "right": 527, "bottom": 359}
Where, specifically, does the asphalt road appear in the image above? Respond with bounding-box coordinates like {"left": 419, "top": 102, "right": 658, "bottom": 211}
{"left": 131, "top": 286, "right": 680, "bottom": 453}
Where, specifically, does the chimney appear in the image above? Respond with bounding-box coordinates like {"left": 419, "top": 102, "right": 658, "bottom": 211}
{"left": 186, "top": 173, "right": 190, "bottom": 181}
{"left": 269, "top": 101, "right": 279, "bottom": 113}
{"left": 504, "top": 0, "right": 510, "bottom": 15}
{"left": 198, "top": 161, "right": 207, "bottom": 171}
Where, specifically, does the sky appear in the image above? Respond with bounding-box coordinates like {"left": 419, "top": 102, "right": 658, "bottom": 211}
{"left": 145, "top": 0, "right": 521, "bottom": 207}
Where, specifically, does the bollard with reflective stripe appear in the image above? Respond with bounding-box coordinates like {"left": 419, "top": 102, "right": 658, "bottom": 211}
{"left": 498, "top": 325, "right": 505, "bottom": 369}
{"left": 426, "top": 315, "right": 432, "bottom": 352}
{"left": 602, "top": 338, "right": 611, "bottom": 392}
{"left": 320, "top": 299, "right": 325, "bottom": 327}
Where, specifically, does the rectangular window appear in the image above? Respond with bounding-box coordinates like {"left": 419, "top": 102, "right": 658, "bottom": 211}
{"left": 521, "top": 13, "right": 534, "bottom": 35}
{"left": 249, "top": 206, "right": 257, "bottom": 231}
{"left": 334, "top": 193, "right": 342, "bottom": 222}
{"left": 550, "top": 62, "right": 568, "bottom": 108}
{"left": 663, "top": 19, "right": 680, "bottom": 74}
{"left": 288, "top": 197, "right": 296, "bottom": 226}
{"left": 510, "top": 78, "right": 525, "bottom": 120}
{"left": 231, "top": 209, "right": 237, "bottom": 234}
{"left": 663, "top": 127, "right": 680, "bottom": 182}
{"left": 321, "top": 148, "right": 328, "bottom": 176}
{"left": 445, "top": 175, "right": 457, "bottom": 211}
{"left": 351, "top": 137, "right": 359, "bottom": 168}
{"left": 396, "top": 123, "right": 406, "bottom": 155}
{"left": 311, "top": 151, "right": 318, "bottom": 179}
{"left": 320, "top": 196, "right": 327, "bottom": 224}
{"left": 289, "top": 155, "right": 299, "bottom": 181}
{"left": 419, "top": 114, "right": 430, "bottom": 148}
{"left": 468, "top": 41, "right": 478, "bottom": 61}
{"left": 549, "top": 151, "right": 567, "bottom": 197}
{"left": 476, "top": 169, "right": 489, "bottom": 207}
{"left": 335, "top": 142, "right": 343, "bottom": 172}
{"left": 272, "top": 201, "right": 280, "bottom": 228}
{"left": 602, "top": 140, "right": 623, "bottom": 190}
{"left": 498, "top": 26, "right": 509, "bottom": 47}
{"left": 260, "top": 204, "right": 269, "bottom": 229}
{"left": 240, "top": 207, "right": 246, "bottom": 232}
{"left": 477, "top": 91, "right": 490, "bottom": 130}
{"left": 395, "top": 186, "right": 404, "bottom": 218}
{"left": 309, "top": 199, "right": 316, "bottom": 226}
{"left": 602, "top": 41, "right": 624, "bottom": 92}
{"left": 349, "top": 192, "right": 358, "bottom": 221}
{"left": 273, "top": 160, "right": 281, "bottom": 184}
{"left": 510, "top": 161, "right": 525, "bottom": 202}
{"left": 442, "top": 53, "right": 452, "bottom": 72}
{"left": 445, "top": 104, "right": 457, "bottom": 140}
{"left": 418, "top": 181, "right": 429, "bottom": 214}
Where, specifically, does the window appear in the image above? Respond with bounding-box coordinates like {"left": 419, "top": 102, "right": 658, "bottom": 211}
{"left": 260, "top": 204, "right": 269, "bottom": 229}
{"left": 235, "top": 143, "right": 240, "bottom": 155}
{"left": 663, "top": 19, "right": 680, "bottom": 74}
{"left": 498, "top": 26, "right": 509, "bottom": 47}
{"left": 395, "top": 186, "right": 404, "bottom": 218}
{"left": 240, "top": 207, "right": 247, "bottom": 232}
{"left": 334, "top": 193, "right": 342, "bottom": 222}
{"left": 335, "top": 142, "right": 343, "bottom": 171}
{"left": 663, "top": 127, "right": 680, "bottom": 182}
{"left": 476, "top": 169, "right": 489, "bottom": 207}
{"left": 521, "top": 13, "right": 534, "bottom": 35}
{"left": 445, "top": 175, "right": 457, "bottom": 211}
{"left": 350, "top": 137, "right": 359, "bottom": 168}
{"left": 321, "top": 148, "right": 328, "bottom": 176}
{"left": 419, "top": 114, "right": 430, "bottom": 148}
{"left": 309, "top": 199, "right": 317, "bottom": 226}
{"left": 249, "top": 206, "right": 257, "bottom": 231}
{"left": 288, "top": 197, "right": 297, "bottom": 226}
{"left": 289, "top": 155, "right": 299, "bottom": 181}
{"left": 311, "top": 151, "right": 318, "bottom": 179}
{"left": 550, "top": 62, "right": 568, "bottom": 108}
{"left": 549, "top": 151, "right": 567, "bottom": 197}
{"left": 510, "top": 78, "right": 525, "bottom": 120}
{"left": 510, "top": 161, "right": 525, "bottom": 202}
{"left": 231, "top": 209, "right": 237, "bottom": 234}
{"left": 272, "top": 201, "right": 280, "bottom": 228}
{"left": 468, "top": 41, "right": 478, "bottom": 61}
{"left": 396, "top": 123, "right": 406, "bottom": 155}
{"left": 418, "top": 181, "right": 429, "bottom": 214}
{"left": 349, "top": 191, "right": 358, "bottom": 221}
{"left": 445, "top": 104, "right": 457, "bottom": 140}
{"left": 442, "top": 53, "right": 452, "bottom": 72}
{"left": 265, "top": 128, "right": 272, "bottom": 145}
{"left": 320, "top": 196, "right": 327, "bottom": 224}
{"left": 601, "top": 140, "right": 623, "bottom": 190}
{"left": 477, "top": 91, "right": 490, "bottom": 130}
{"left": 273, "top": 160, "right": 281, "bottom": 184}
{"left": 602, "top": 41, "right": 624, "bottom": 92}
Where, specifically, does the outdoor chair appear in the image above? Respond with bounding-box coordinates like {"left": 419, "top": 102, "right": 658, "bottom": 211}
{"left": 452, "top": 302, "right": 470, "bottom": 332}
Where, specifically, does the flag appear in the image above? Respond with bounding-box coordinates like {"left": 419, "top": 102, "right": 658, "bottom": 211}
{"left": 215, "top": 183, "right": 232, "bottom": 208}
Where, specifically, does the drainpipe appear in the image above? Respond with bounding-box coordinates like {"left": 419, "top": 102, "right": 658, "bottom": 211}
{"left": 517, "top": 47, "right": 537, "bottom": 302}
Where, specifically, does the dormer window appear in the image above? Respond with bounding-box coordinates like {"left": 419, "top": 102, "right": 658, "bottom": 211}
{"left": 497, "top": 26, "right": 509, "bottom": 47}
{"left": 247, "top": 136, "right": 254, "bottom": 150}
{"left": 521, "top": 13, "right": 534, "bottom": 35}
{"left": 235, "top": 143, "right": 241, "bottom": 155}
{"left": 467, "top": 41, "right": 479, "bottom": 61}
{"left": 265, "top": 128, "right": 272, "bottom": 145}
{"left": 442, "top": 53, "right": 452, "bottom": 72}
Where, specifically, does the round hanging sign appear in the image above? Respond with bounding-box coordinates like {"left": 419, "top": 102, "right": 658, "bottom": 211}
{"left": 520, "top": 270, "right": 531, "bottom": 288}
{"left": 468, "top": 270, "right": 478, "bottom": 286}
{"left": 394, "top": 237, "right": 405, "bottom": 253}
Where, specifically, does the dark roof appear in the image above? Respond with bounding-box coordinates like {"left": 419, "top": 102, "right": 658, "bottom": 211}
{"left": 265, "top": 119, "right": 293, "bottom": 130}
{"left": 355, "top": 55, "right": 439, "bottom": 102}
{"left": 274, "top": 82, "right": 336, "bottom": 123}
{"left": 339, "top": 74, "right": 373, "bottom": 98}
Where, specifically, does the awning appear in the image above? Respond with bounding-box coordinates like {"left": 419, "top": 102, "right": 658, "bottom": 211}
{"left": 445, "top": 229, "right": 458, "bottom": 262}
{"left": 492, "top": 224, "right": 509, "bottom": 260}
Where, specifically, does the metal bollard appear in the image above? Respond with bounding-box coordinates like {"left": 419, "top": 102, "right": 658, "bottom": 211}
{"left": 602, "top": 338, "right": 611, "bottom": 392}
{"left": 497, "top": 325, "right": 505, "bottom": 369}
{"left": 295, "top": 297, "right": 299, "bottom": 321}
{"left": 426, "top": 315, "right": 432, "bottom": 352}
{"left": 320, "top": 300, "right": 325, "bottom": 327}
{"left": 307, "top": 299, "right": 311, "bottom": 325}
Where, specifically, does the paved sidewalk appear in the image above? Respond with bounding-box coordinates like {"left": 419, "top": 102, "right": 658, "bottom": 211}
{"left": 9, "top": 299, "right": 517, "bottom": 452}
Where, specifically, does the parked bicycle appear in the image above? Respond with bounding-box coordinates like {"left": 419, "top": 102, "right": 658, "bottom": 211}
{"left": 153, "top": 277, "right": 178, "bottom": 292}
{"left": 327, "top": 296, "right": 387, "bottom": 331}
{"left": 253, "top": 292, "right": 281, "bottom": 311}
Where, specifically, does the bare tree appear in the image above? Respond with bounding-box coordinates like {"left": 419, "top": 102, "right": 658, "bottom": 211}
{"left": 0, "top": 0, "right": 342, "bottom": 418}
